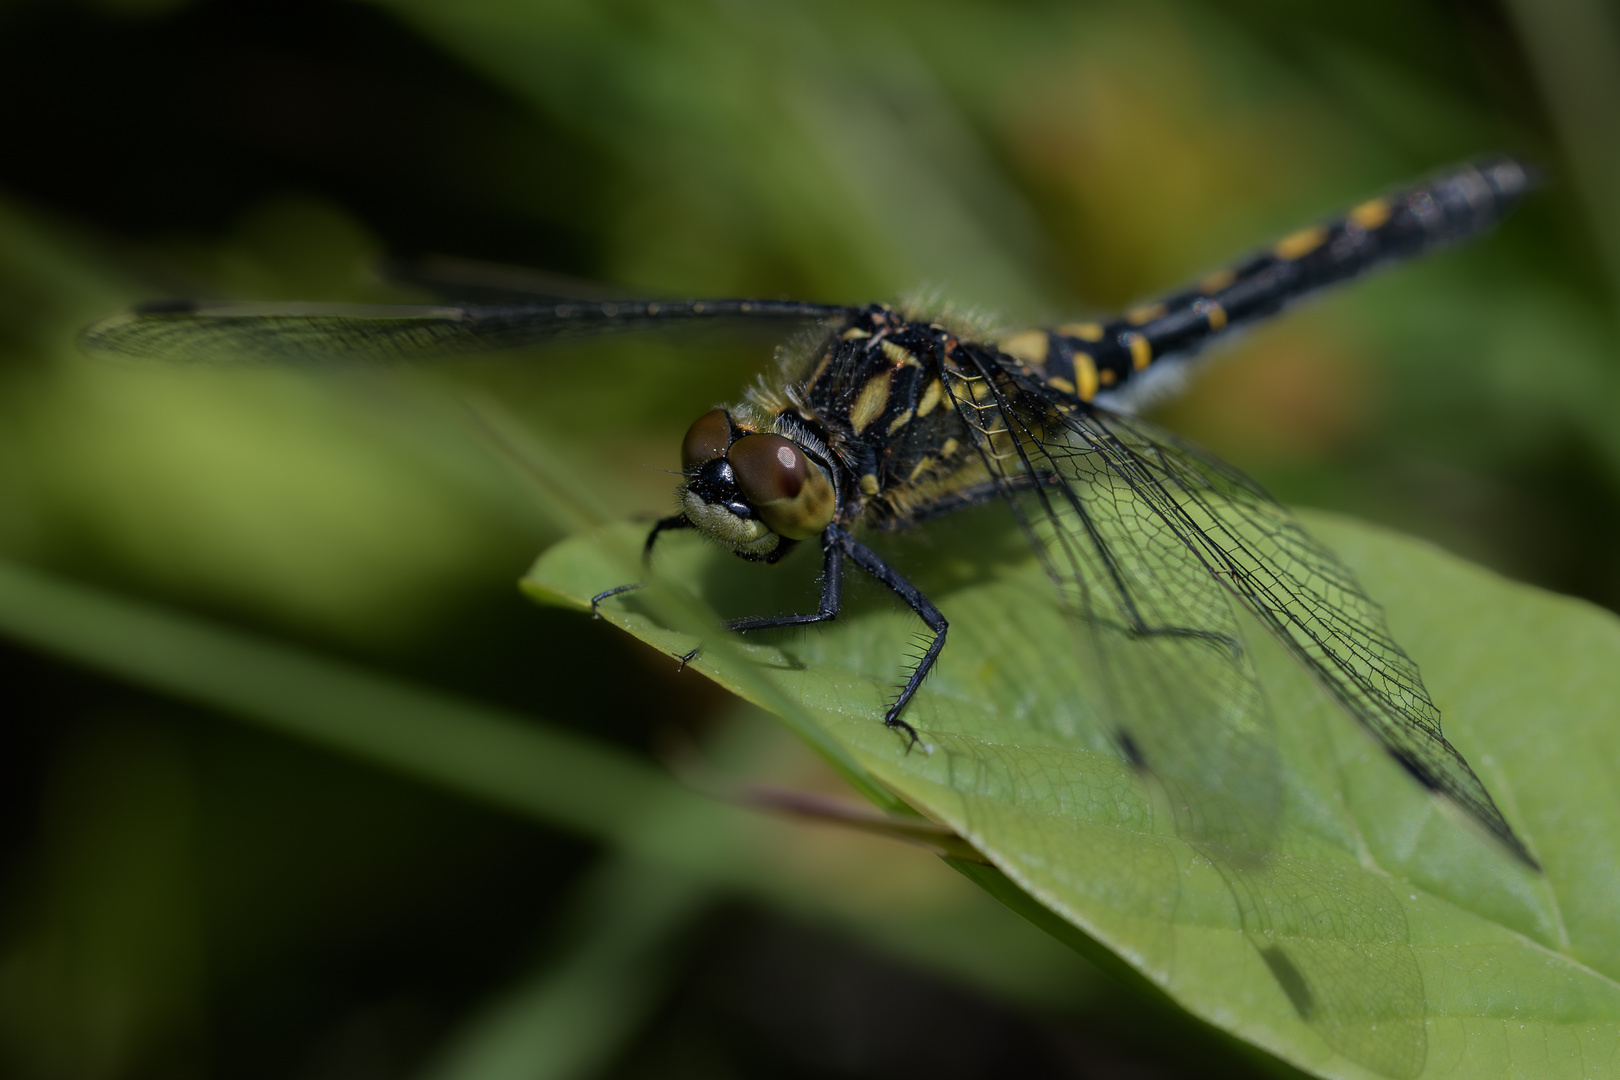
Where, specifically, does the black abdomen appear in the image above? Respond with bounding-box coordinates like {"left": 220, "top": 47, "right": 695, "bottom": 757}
{"left": 1000, "top": 157, "right": 1535, "bottom": 401}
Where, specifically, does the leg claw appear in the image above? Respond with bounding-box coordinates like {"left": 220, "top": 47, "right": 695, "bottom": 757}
{"left": 885, "top": 715, "right": 920, "bottom": 750}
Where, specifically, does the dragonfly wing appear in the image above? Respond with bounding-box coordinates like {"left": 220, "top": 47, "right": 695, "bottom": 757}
{"left": 80, "top": 302, "right": 489, "bottom": 365}
{"left": 964, "top": 353, "right": 1532, "bottom": 865}
{"left": 80, "top": 298, "right": 855, "bottom": 366}
{"left": 1076, "top": 405, "right": 1535, "bottom": 866}
{"left": 950, "top": 370, "right": 1285, "bottom": 856}
{"left": 951, "top": 366, "right": 1446, "bottom": 1073}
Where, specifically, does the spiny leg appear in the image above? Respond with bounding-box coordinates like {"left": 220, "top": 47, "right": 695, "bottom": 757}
{"left": 840, "top": 532, "right": 947, "bottom": 746}
{"left": 593, "top": 521, "right": 947, "bottom": 745}
{"left": 718, "top": 526, "right": 946, "bottom": 745}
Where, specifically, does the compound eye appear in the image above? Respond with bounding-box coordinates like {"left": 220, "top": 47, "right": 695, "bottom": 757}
{"left": 727, "top": 434, "right": 836, "bottom": 540}
{"left": 680, "top": 409, "right": 734, "bottom": 471}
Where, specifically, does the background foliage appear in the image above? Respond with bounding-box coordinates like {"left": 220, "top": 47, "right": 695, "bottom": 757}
{"left": 1, "top": 0, "right": 1615, "bottom": 1077}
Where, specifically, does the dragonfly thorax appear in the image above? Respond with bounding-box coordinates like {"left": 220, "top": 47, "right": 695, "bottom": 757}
{"left": 677, "top": 408, "right": 837, "bottom": 561}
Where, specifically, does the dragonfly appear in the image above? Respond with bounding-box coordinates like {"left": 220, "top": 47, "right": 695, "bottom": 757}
{"left": 83, "top": 157, "right": 1538, "bottom": 869}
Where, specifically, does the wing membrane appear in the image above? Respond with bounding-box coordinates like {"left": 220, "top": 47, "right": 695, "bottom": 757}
{"left": 949, "top": 359, "right": 1456, "bottom": 1072}
{"left": 949, "top": 368, "right": 1283, "bottom": 856}
{"left": 1084, "top": 406, "right": 1534, "bottom": 864}
{"left": 80, "top": 298, "right": 855, "bottom": 366}
{"left": 962, "top": 355, "right": 1533, "bottom": 865}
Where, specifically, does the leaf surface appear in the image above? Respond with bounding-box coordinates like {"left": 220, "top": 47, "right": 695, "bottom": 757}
{"left": 525, "top": 509, "right": 1620, "bottom": 1079}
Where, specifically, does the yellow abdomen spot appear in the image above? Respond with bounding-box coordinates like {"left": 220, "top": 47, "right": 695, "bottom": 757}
{"left": 1193, "top": 298, "right": 1227, "bottom": 331}
{"left": 1056, "top": 322, "right": 1105, "bottom": 341}
{"left": 1273, "top": 225, "right": 1328, "bottom": 261}
{"left": 1073, "top": 351, "right": 1099, "bottom": 400}
{"left": 1122, "top": 331, "right": 1152, "bottom": 370}
{"left": 1350, "top": 198, "right": 1392, "bottom": 229}
{"left": 998, "top": 330, "right": 1049, "bottom": 365}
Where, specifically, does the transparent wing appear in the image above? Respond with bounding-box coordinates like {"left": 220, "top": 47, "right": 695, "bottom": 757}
{"left": 1080, "top": 405, "right": 1534, "bottom": 865}
{"left": 80, "top": 298, "right": 855, "bottom": 366}
{"left": 949, "top": 367, "right": 1283, "bottom": 856}
{"left": 958, "top": 358, "right": 1533, "bottom": 865}
{"left": 949, "top": 366, "right": 1473, "bottom": 1074}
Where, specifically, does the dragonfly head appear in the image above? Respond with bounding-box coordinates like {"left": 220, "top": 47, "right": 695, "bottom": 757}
{"left": 678, "top": 408, "right": 836, "bottom": 559}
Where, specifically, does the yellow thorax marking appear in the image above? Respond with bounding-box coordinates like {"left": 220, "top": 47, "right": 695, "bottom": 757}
{"left": 917, "top": 378, "right": 944, "bottom": 417}
{"left": 849, "top": 370, "right": 892, "bottom": 432}
{"left": 887, "top": 408, "right": 915, "bottom": 434}
{"left": 1127, "top": 302, "right": 1167, "bottom": 326}
{"left": 1199, "top": 268, "right": 1236, "bottom": 293}
{"left": 880, "top": 340, "right": 919, "bottom": 366}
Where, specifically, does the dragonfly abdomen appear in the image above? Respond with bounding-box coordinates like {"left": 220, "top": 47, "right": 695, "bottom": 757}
{"left": 999, "top": 157, "right": 1535, "bottom": 403}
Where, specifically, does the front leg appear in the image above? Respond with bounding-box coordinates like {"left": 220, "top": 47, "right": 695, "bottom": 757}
{"left": 592, "top": 520, "right": 840, "bottom": 668}
{"left": 654, "top": 528, "right": 843, "bottom": 672}
{"left": 589, "top": 513, "right": 692, "bottom": 616}
{"left": 722, "top": 528, "right": 844, "bottom": 633}
{"left": 594, "top": 521, "right": 947, "bottom": 746}
{"left": 735, "top": 526, "right": 947, "bottom": 745}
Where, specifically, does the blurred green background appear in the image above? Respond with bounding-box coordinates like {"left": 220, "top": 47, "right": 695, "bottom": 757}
{"left": 0, "top": 0, "right": 1613, "bottom": 1077}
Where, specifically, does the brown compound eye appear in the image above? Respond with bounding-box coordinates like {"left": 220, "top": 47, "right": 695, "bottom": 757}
{"left": 680, "top": 408, "right": 734, "bottom": 471}
{"left": 727, "top": 433, "right": 837, "bottom": 540}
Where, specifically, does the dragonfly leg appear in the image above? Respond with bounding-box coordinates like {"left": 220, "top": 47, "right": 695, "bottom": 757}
{"left": 590, "top": 582, "right": 642, "bottom": 618}
{"left": 721, "top": 528, "right": 844, "bottom": 633}
{"left": 676, "top": 536, "right": 837, "bottom": 671}
{"left": 840, "top": 531, "right": 946, "bottom": 746}
{"left": 642, "top": 513, "right": 693, "bottom": 562}
{"left": 589, "top": 514, "right": 693, "bottom": 615}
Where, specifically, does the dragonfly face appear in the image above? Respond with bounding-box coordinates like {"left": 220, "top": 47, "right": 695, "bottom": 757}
{"left": 676, "top": 407, "right": 837, "bottom": 561}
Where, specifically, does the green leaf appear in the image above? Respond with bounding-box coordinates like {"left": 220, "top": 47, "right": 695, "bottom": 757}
{"left": 525, "top": 508, "right": 1620, "bottom": 1080}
